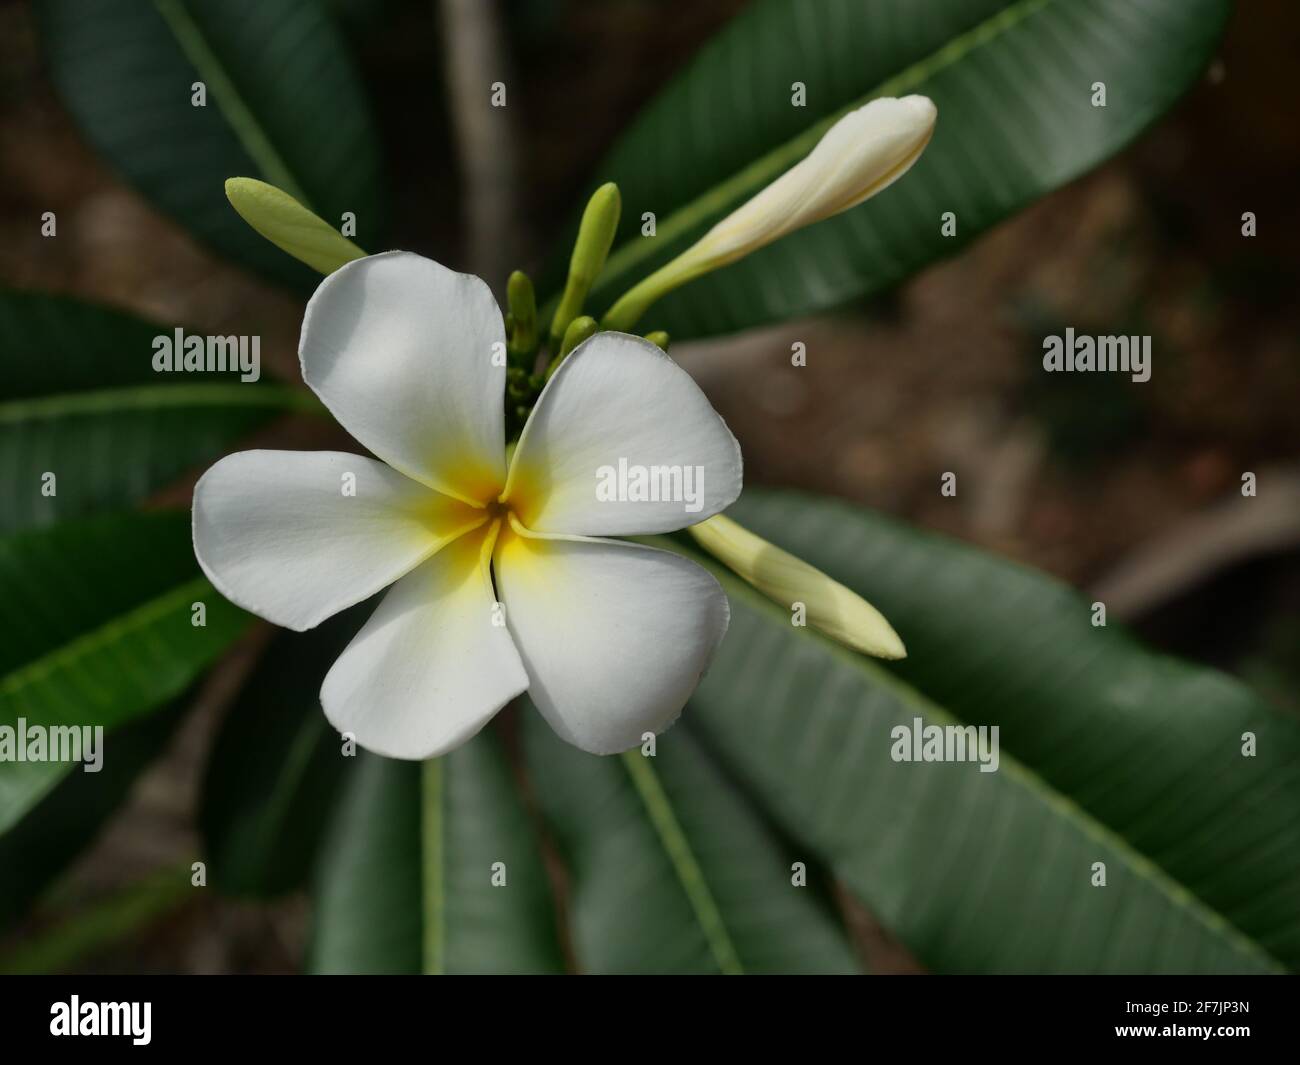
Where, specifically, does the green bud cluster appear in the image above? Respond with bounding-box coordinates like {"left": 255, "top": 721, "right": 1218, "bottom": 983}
{"left": 503, "top": 182, "right": 667, "bottom": 437}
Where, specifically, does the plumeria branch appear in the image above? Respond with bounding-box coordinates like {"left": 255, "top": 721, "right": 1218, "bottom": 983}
{"left": 218, "top": 93, "right": 933, "bottom": 669}
{"left": 437, "top": 0, "right": 523, "bottom": 289}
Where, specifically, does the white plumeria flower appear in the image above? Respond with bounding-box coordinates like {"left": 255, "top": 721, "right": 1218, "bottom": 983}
{"left": 193, "top": 252, "right": 742, "bottom": 758}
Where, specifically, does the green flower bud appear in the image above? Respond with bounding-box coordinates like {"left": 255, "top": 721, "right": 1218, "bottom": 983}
{"left": 225, "top": 177, "right": 366, "bottom": 275}
{"left": 549, "top": 183, "right": 621, "bottom": 348}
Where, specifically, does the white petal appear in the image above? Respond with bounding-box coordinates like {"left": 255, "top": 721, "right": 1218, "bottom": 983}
{"left": 495, "top": 526, "right": 729, "bottom": 754}
{"left": 321, "top": 523, "right": 527, "bottom": 759}
{"left": 299, "top": 251, "right": 508, "bottom": 504}
{"left": 193, "top": 449, "right": 482, "bottom": 632}
{"left": 504, "top": 332, "right": 742, "bottom": 535}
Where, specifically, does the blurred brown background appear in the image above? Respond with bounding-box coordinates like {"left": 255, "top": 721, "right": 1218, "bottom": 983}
{"left": 1, "top": 0, "right": 1296, "bottom": 971}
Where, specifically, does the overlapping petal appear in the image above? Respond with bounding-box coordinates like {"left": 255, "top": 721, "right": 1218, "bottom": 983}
{"left": 494, "top": 523, "right": 730, "bottom": 754}
{"left": 299, "top": 251, "right": 508, "bottom": 504}
{"left": 193, "top": 449, "right": 482, "bottom": 632}
{"left": 321, "top": 523, "right": 528, "bottom": 759}
{"left": 503, "top": 332, "right": 742, "bottom": 536}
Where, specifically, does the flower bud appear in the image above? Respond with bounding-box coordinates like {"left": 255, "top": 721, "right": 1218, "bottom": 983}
{"left": 549, "top": 182, "right": 622, "bottom": 348}
{"left": 546, "top": 315, "right": 599, "bottom": 378}
{"left": 644, "top": 330, "right": 670, "bottom": 352}
{"left": 508, "top": 270, "right": 538, "bottom": 355}
{"left": 689, "top": 514, "right": 906, "bottom": 660}
{"left": 604, "top": 96, "right": 936, "bottom": 330}
{"left": 225, "top": 177, "right": 366, "bottom": 275}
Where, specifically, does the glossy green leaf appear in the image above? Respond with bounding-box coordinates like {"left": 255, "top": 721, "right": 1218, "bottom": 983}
{"left": 0, "top": 290, "right": 317, "bottom": 533}
{"left": 524, "top": 706, "right": 860, "bottom": 974}
{"left": 0, "top": 512, "right": 250, "bottom": 834}
{"left": 309, "top": 731, "right": 563, "bottom": 975}
{"left": 200, "top": 608, "right": 365, "bottom": 898}
{"left": 667, "top": 489, "right": 1300, "bottom": 973}
{"left": 557, "top": 0, "right": 1230, "bottom": 338}
{"left": 35, "top": 0, "right": 385, "bottom": 288}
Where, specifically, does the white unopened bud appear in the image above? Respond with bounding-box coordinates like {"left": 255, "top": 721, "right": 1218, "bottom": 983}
{"left": 604, "top": 96, "right": 936, "bottom": 329}
{"left": 688, "top": 515, "right": 906, "bottom": 660}
{"left": 692, "top": 95, "right": 937, "bottom": 270}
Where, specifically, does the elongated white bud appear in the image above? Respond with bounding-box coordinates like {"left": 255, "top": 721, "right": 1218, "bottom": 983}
{"left": 691, "top": 95, "right": 937, "bottom": 269}
{"left": 689, "top": 514, "right": 906, "bottom": 660}
{"left": 604, "top": 95, "right": 937, "bottom": 329}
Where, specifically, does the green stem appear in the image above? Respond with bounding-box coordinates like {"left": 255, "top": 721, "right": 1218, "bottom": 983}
{"left": 420, "top": 757, "right": 444, "bottom": 975}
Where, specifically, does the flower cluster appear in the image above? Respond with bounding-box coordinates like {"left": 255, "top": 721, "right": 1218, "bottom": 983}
{"left": 202, "top": 95, "right": 935, "bottom": 758}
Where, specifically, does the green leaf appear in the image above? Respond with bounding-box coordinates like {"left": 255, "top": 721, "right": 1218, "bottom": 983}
{"left": 308, "top": 731, "right": 564, "bottom": 975}
{"left": 0, "top": 290, "right": 317, "bottom": 533}
{"left": 0, "top": 512, "right": 250, "bottom": 833}
{"left": 34, "top": 0, "right": 385, "bottom": 289}
{"left": 670, "top": 489, "right": 1300, "bottom": 973}
{"left": 0, "top": 863, "right": 192, "bottom": 975}
{"left": 200, "top": 608, "right": 366, "bottom": 898}
{"left": 0, "top": 699, "right": 188, "bottom": 929}
{"left": 560, "top": 0, "right": 1230, "bottom": 338}
{"left": 524, "top": 706, "right": 860, "bottom": 974}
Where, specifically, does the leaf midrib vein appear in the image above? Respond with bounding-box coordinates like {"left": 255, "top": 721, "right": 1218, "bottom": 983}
{"left": 0, "top": 576, "right": 218, "bottom": 702}
{"left": 151, "top": 0, "right": 311, "bottom": 205}
{"left": 676, "top": 540, "right": 1288, "bottom": 973}
{"left": 0, "top": 383, "right": 323, "bottom": 424}
{"left": 620, "top": 750, "right": 744, "bottom": 975}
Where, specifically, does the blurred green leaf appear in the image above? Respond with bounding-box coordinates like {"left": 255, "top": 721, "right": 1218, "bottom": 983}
{"left": 0, "top": 699, "right": 188, "bottom": 930}
{"left": 0, "top": 511, "right": 250, "bottom": 834}
{"left": 0, "top": 863, "right": 192, "bottom": 975}
{"left": 667, "top": 489, "right": 1300, "bottom": 973}
{"left": 200, "top": 607, "right": 366, "bottom": 898}
{"left": 557, "top": 0, "right": 1230, "bottom": 338}
{"left": 308, "top": 732, "right": 564, "bottom": 974}
{"left": 524, "top": 706, "right": 860, "bottom": 974}
{"left": 0, "top": 290, "right": 317, "bottom": 533}
{"left": 34, "top": 0, "right": 385, "bottom": 289}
